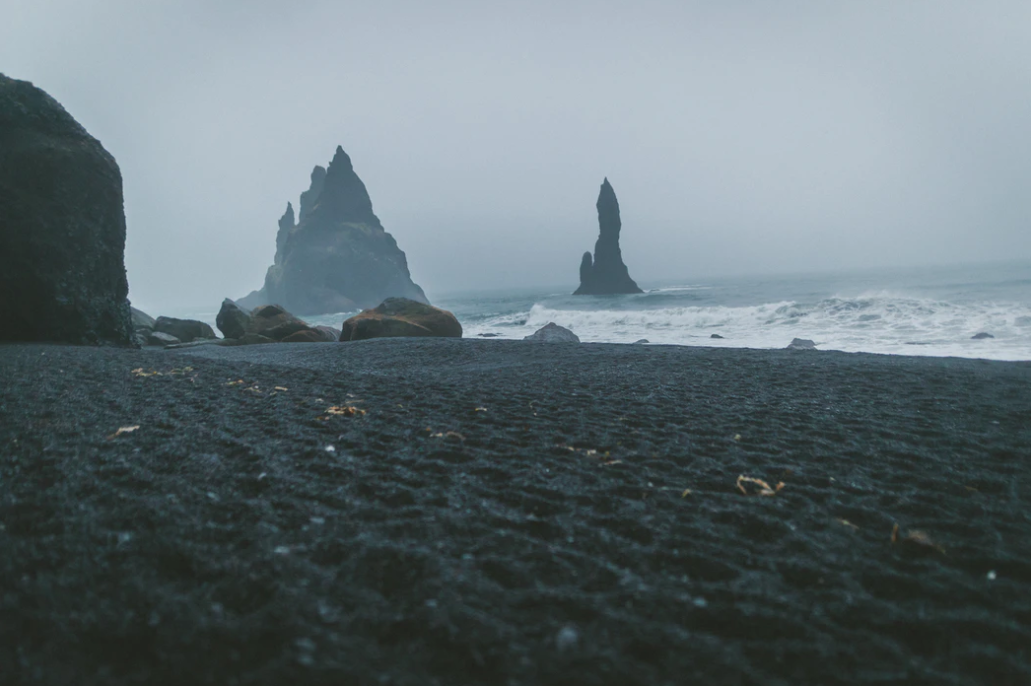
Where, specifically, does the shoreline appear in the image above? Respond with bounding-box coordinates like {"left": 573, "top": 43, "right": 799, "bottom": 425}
{"left": 2, "top": 339, "right": 1029, "bottom": 684}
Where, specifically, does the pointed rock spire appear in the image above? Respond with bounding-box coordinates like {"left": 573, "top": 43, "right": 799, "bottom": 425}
{"left": 574, "top": 178, "right": 642, "bottom": 295}
{"left": 274, "top": 202, "right": 295, "bottom": 264}
{"left": 238, "top": 145, "right": 428, "bottom": 315}
{"left": 298, "top": 165, "right": 326, "bottom": 223}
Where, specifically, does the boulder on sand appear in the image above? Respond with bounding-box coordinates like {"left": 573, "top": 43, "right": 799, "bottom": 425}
{"left": 0, "top": 73, "right": 133, "bottom": 344}
{"left": 215, "top": 298, "right": 252, "bottom": 339}
{"left": 147, "top": 331, "right": 180, "bottom": 347}
{"left": 524, "top": 323, "right": 580, "bottom": 343}
{"left": 340, "top": 298, "right": 462, "bottom": 342}
{"left": 131, "top": 306, "right": 156, "bottom": 331}
{"left": 248, "top": 304, "right": 311, "bottom": 341}
{"left": 281, "top": 328, "right": 337, "bottom": 343}
{"left": 154, "top": 316, "right": 216, "bottom": 344}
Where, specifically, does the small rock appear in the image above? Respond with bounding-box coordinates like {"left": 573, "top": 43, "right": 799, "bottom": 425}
{"left": 632, "top": 339, "right": 649, "bottom": 344}
{"left": 786, "top": 338, "right": 817, "bottom": 350}
{"left": 710, "top": 333, "right": 724, "bottom": 339}
{"left": 147, "top": 331, "right": 180, "bottom": 347}
{"left": 524, "top": 322, "right": 580, "bottom": 343}
{"left": 971, "top": 332, "right": 994, "bottom": 340}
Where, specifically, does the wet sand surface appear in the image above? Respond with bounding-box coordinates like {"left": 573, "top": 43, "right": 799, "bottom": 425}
{"left": 1, "top": 339, "right": 1029, "bottom": 685}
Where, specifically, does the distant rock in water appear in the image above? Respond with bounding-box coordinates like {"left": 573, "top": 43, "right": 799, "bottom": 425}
{"left": 574, "top": 178, "right": 643, "bottom": 296}
{"left": 524, "top": 323, "right": 580, "bottom": 343}
{"left": 0, "top": 73, "right": 133, "bottom": 344}
{"left": 971, "top": 332, "right": 995, "bottom": 340}
{"left": 710, "top": 333, "right": 725, "bottom": 339}
{"left": 786, "top": 338, "right": 817, "bottom": 350}
{"left": 239, "top": 146, "right": 427, "bottom": 314}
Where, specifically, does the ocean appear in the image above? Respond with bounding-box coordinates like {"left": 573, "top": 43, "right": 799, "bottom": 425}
{"left": 181, "top": 261, "right": 1031, "bottom": 362}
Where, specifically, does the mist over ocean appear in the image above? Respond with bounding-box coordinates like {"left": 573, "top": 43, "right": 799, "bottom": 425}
{"left": 171, "top": 260, "right": 1031, "bottom": 361}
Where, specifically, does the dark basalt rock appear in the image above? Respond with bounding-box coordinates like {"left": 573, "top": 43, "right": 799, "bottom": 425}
{"left": 146, "top": 331, "right": 180, "bottom": 347}
{"left": 574, "top": 178, "right": 643, "bottom": 296}
{"left": 274, "top": 203, "right": 295, "bottom": 260}
{"left": 786, "top": 338, "right": 817, "bottom": 350}
{"left": 710, "top": 333, "right": 725, "bottom": 339}
{"left": 240, "top": 146, "right": 427, "bottom": 315}
{"left": 215, "top": 298, "right": 252, "bottom": 340}
{"left": 281, "top": 328, "right": 336, "bottom": 343}
{"left": 154, "top": 316, "right": 216, "bottom": 343}
{"left": 524, "top": 323, "right": 580, "bottom": 343}
{"left": 0, "top": 73, "right": 133, "bottom": 344}
{"left": 971, "top": 332, "right": 995, "bottom": 340}
{"left": 248, "top": 304, "right": 311, "bottom": 341}
{"left": 341, "top": 298, "right": 461, "bottom": 342}
{"left": 131, "top": 307, "right": 156, "bottom": 331}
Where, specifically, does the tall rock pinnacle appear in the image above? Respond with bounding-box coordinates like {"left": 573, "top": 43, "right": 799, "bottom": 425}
{"left": 574, "top": 178, "right": 643, "bottom": 295}
{"left": 238, "top": 146, "right": 428, "bottom": 314}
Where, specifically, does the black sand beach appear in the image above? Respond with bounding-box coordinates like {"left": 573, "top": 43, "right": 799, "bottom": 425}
{"left": 1, "top": 340, "right": 1029, "bottom": 685}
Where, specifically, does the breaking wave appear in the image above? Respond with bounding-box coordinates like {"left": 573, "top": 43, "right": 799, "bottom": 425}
{"left": 464, "top": 292, "right": 1031, "bottom": 360}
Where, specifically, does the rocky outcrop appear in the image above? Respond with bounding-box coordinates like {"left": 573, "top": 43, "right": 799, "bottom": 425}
{"left": 574, "top": 178, "right": 643, "bottom": 296}
{"left": 239, "top": 146, "right": 427, "bottom": 315}
{"left": 524, "top": 323, "right": 580, "bottom": 343}
{"left": 154, "top": 317, "right": 216, "bottom": 343}
{"left": 341, "top": 298, "right": 462, "bottom": 342}
{"left": 971, "top": 332, "right": 994, "bottom": 340}
{"left": 0, "top": 74, "right": 133, "bottom": 344}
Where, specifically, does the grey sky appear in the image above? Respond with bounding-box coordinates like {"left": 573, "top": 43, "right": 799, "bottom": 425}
{"left": 3, "top": 0, "right": 1030, "bottom": 312}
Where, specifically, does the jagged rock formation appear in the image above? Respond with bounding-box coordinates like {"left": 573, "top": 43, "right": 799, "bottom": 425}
{"left": 239, "top": 146, "right": 427, "bottom": 314}
{"left": 275, "top": 202, "right": 294, "bottom": 259}
{"left": 298, "top": 166, "right": 326, "bottom": 223}
{"left": 0, "top": 73, "right": 133, "bottom": 344}
{"left": 574, "top": 178, "right": 643, "bottom": 296}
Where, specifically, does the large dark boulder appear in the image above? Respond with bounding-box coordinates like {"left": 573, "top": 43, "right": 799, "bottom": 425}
{"left": 154, "top": 317, "right": 216, "bottom": 343}
{"left": 341, "top": 298, "right": 462, "bottom": 342}
{"left": 239, "top": 146, "right": 428, "bottom": 315}
{"left": 130, "top": 306, "right": 156, "bottom": 331}
{"left": 215, "top": 298, "right": 252, "bottom": 339}
{"left": 574, "top": 178, "right": 643, "bottom": 296}
{"left": 248, "top": 304, "right": 311, "bottom": 341}
{"left": 0, "top": 74, "right": 133, "bottom": 344}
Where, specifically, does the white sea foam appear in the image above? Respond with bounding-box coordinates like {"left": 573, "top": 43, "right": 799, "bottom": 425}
{"left": 463, "top": 293, "right": 1031, "bottom": 360}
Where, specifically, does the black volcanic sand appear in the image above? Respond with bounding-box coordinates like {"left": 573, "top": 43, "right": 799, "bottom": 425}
{"left": 1, "top": 340, "right": 1029, "bottom": 685}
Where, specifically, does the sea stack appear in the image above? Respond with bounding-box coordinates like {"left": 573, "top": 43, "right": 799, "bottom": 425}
{"left": 574, "top": 178, "right": 643, "bottom": 295}
{"left": 239, "top": 146, "right": 428, "bottom": 314}
{"left": 0, "top": 73, "right": 133, "bottom": 344}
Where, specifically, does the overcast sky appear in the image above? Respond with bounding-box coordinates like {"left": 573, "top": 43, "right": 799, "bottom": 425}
{"left": 3, "top": 0, "right": 1031, "bottom": 311}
